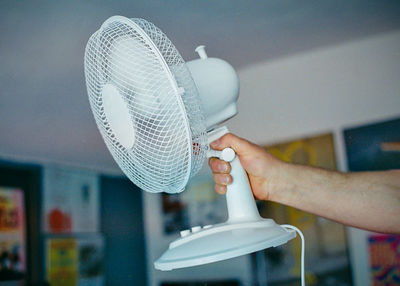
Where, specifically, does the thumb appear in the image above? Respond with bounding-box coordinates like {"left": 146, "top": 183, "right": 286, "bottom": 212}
{"left": 210, "top": 133, "right": 255, "bottom": 156}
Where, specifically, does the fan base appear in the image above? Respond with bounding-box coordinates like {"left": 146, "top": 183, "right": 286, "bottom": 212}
{"left": 154, "top": 218, "right": 296, "bottom": 271}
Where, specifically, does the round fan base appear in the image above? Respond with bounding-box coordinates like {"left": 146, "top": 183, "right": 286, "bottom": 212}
{"left": 154, "top": 219, "right": 296, "bottom": 271}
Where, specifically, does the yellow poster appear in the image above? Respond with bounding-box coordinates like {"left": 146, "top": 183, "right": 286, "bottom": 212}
{"left": 266, "top": 133, "right": 336, "bottom": 169}
{"left": 47, "top": 238, "right": 78, "bottom": 286}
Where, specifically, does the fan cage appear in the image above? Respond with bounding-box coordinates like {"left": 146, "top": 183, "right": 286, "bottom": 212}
{"left": 85, "top": 16, "right": 207, "bottom": 193}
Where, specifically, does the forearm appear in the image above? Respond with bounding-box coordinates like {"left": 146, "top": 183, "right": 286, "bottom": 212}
{"left": 270, "top": 164, "right": 400, "bottom": 234}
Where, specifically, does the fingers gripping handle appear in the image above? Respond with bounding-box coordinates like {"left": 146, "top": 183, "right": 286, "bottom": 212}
{"left": 206, "top": 126, "right": 261, "bottom": 223}
{"left": 206, "top": 126, "right": 235, "bottom": 161}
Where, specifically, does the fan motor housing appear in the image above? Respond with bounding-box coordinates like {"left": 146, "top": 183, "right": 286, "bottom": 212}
{"left": 186, "top": 56, "right": 240, "bottom": 131}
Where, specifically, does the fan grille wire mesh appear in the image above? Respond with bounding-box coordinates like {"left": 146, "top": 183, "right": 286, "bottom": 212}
{"left": 85, "top": 17, "right": 207, "bottom": 193}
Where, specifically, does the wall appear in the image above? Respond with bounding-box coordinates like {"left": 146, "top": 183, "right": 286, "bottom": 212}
{"left": 228, "top": 31, "right": 400, "bottom": 145}
{"left": 144, "top": 30, "right": 400, "bottom": 286}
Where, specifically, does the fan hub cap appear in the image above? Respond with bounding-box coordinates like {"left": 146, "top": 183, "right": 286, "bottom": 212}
{"left": 101, "top": 83, "right": 135, "bottom": 149}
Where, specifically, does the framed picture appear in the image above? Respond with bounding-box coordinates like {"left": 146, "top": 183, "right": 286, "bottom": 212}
{"left": 344, "top": 117, "right": 400, "bottom": 171}
{"left": 45, "top": 234, "right": 104, "bottom": 286}
{"left": 0, "top": 187, "right": 26, "bottom": 281}
{"left": 43, "top": 165, "right": 100, "bottom": 234}
{"left": 368, "top": 234, "right": 400, "bottom": 285}
{"left": 161, "top": 192, "right": 190, "bottom": 235}
{"left": 0, "top": 162, "right": 41, "bottom": 284}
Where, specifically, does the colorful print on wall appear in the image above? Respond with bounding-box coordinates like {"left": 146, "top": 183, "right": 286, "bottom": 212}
{"left": 0, "top": 187, "right": 26, "bottom": 281}
{"left": 43, "top": 166, "right": 99, "bottom": 234}
{"left": 77, "top": 236, "right": 104, "bottom": 286}
{"left": 46, "top": 235, "right": 104, "bottom": 286}
{"left": 368, "top": 235, "right": 400, "bottom": 285}
{"left": 46, "top": 238, "right": 78, "bottom": 286}
{"left": 161, "top": 192, "right": 190, "bottom": 235}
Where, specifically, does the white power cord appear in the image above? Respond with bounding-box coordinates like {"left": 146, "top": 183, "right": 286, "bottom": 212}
{"left": 280, "top": 224, "right": 305, "bottom": 286}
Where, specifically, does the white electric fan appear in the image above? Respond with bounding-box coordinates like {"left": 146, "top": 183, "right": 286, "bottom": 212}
{"left": 85, "top": 15, "right": 304, "bottom": 281}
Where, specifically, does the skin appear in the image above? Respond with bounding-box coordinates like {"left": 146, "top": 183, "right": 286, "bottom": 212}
{"left": 209, "top": 133, "right": 400, "bottom": 234}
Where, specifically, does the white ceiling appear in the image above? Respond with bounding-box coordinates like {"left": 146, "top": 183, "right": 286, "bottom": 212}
{"left": 1, "top": 0, "right": 400, "bottom": 173}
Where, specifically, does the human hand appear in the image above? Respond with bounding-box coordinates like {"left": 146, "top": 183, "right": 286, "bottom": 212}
{"left": 208, "top": 133, "right": 289, "bottom": 201}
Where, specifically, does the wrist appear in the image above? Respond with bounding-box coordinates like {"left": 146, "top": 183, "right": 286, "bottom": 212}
{"left": 266, "top": 161, "right": 298, "bottom": 203}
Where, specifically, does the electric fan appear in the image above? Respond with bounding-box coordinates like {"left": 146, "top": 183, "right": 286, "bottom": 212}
{"left": 85, "top": 15, "right": 304, "bottom": 279}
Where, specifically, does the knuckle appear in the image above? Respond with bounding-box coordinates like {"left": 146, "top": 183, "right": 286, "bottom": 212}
{"left": 224, "top": 133, "right": 233, "bottom": 141}
{"left": 214, "top": 184, "right": 226, "bottom": 194}
{"left": 213, "top": 173, "right": 231, "bottom": 185}
{"left": 212, "top": 173, "right": 220, "bottom": 182}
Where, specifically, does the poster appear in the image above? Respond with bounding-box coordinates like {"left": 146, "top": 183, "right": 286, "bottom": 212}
{"left": 261, "top": 133, "right": 352, "bottom": 285}
{"left": 43, "top": 166, "right": 99, "bottom": 233}
{"left": 161, "top": 192, "right": 190, "bottom": 235}
{"left": 368, "top": 235, "right": 400, "bottom": 285}
{"left": 77, "top": 235, "right": 104, "bottom": 286}
{"left": 0, "top": 187, "right": 26, "bottom": 281}
{"left": 344, "top": 117, "right": 400, "bottom": 171}
{"left": 46, "top": 238, "right": 78, "bottom": 286}
{"left": 46, "top": 235, "right": 104, "bottom": 286}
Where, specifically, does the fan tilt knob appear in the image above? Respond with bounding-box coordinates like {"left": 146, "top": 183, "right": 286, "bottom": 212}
{"left": 207, "top": 147, "right": 235, "bottom": 162}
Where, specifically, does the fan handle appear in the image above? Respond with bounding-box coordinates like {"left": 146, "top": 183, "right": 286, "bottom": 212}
{"left": 207, "top": 127, "right": 262, "bottom": 223}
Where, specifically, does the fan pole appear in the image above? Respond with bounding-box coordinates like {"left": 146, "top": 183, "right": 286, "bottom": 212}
{"left": 225, "top": 154, "right": 262, "bottom": 223}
